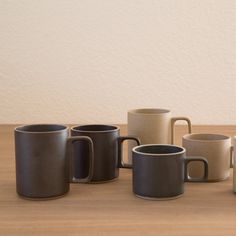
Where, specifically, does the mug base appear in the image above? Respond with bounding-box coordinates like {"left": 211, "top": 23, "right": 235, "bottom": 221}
{"left": 17, "top": 191, "right": 69, "bottom": 201}
{"left": 205, "top": 176, "right": 229, "bottom": 183}
{"left": 89, "top": 177, "right": 118, "bottom": 184}
{"left": 135, "top": 193, "right": 183, "bottom": 201}
{"left": 71, "top": 177, "right": 118, "bottom": 184}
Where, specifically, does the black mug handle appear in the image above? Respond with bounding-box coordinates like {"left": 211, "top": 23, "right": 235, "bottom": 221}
{"left": 184, "top": 156, "right": 208, "bottom": 182}
{"left": 230, "top": 146, "right": 234, "bottom": 168}
{"left": 118, "top": 136, "right": 140, "bottom": 169}
{"left": 67, "top": 136, "right": 94, "bottom": 183}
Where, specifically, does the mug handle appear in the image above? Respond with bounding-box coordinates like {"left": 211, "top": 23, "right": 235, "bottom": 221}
{"left": 67, "top": 136, "right": 94, "bottom": 183}
{"left": 230, "top": 146, "right": 234, "bottom": 168}
{"left": 118, "top": 136, "right": 140, "bottom": 169}
{"left": 171, "top": 117, "right": 192, "bottom": 144}
{"left": 184, "top": 156, "right": 208, "bottom": 182}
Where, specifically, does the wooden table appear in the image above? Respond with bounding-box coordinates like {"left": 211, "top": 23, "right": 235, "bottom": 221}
{"left": 1, "top": 125, "right": 236, "bottom": 235}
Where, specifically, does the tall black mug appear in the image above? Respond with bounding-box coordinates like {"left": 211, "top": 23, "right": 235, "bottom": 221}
{"left": 15, "top": 124, "right": 94, "bottom": 199}
{"left": 71, "top": 124, "right": 140, "bottom": 182}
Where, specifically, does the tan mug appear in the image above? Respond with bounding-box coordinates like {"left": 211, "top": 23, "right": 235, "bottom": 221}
{"left": 183, "top": 133, "right": 232, "bottom": 182}
{"left": 127, "top": 108, "right": 192, "bottom": 164}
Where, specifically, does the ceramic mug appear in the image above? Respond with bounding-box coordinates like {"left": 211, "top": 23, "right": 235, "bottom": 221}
{"left": 15, "top": 124, "right": 94, "bottom": 199}
{"left": 183, "top": 133, "right": 232, "bottom": 182}
{"left": 233, "top": 136, "right": 236, "bottom": 192}
{"left": 71, "top": 124, "right": 140, "bottom": 183}
{"left": 127, "top": 108, "right": 192, "bottom": 164}
{"left": 119, "top": 144, "right": 208, "bottom": 200}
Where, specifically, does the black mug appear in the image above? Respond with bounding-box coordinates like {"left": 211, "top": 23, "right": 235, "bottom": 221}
{"left": 15, "top": 124, "right": 94, "bottom": 199}
{"left": 71, "top": 124, "right": 140, "bottom": 183}
{"left": 120, "top": 144, "right": 208, "bottom": 200}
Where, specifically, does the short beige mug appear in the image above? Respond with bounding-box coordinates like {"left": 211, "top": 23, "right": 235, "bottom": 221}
{"left": 183, "top": 133, "right": 232, "bottom": 182}
{"left": 127, "top": 108, "right": 192, "bottom": 164}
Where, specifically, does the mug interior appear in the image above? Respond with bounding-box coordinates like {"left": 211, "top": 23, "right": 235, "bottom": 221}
{"left": 133, "top": 145, "right": 184, "bottom": 155}
{"left": 72, "top": 124, "right": 119, "bottom": 132}
{"left": 183, "top": 133, "right": 229, "bottom": 141}
{"left": 15, "top": 124, "right": 67, "bottom": 133}
{"left": 129, "top": 108, "right": 170, "bottom": 115}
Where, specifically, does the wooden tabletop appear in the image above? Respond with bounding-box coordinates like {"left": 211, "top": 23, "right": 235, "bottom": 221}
{"left": 1, "top": 124, "right": 236, "bottom": 235}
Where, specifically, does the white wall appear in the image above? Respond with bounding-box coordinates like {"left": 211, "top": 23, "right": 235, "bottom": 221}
{"left": 1, "top": 0, "right": 236, "bottom": 124}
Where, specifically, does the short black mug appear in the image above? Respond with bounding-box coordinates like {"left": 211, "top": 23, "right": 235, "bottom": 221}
{"left": 71, "top": 124, "right": 140, "bottom": 183}
{"left": 15, "top": 124, "right": 94, "bottom": 199}
{"left": 119, "top": 144, "right": 208, "bottom": 200}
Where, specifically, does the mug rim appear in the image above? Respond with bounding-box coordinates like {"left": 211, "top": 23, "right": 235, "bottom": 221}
{"left": 15, "top": 124, "right": 68, "bottom": 134}
{"left": 183, "top": 133, "right": 230, "bottom": 142}
{"left": 71, "top": 124, "right": 120, "bottom": 133}
{"left": 128, "top": 108, "right": 171, "bottom": 115}
{"left": 132, "top": 144, "right": 185, "bottom": 156}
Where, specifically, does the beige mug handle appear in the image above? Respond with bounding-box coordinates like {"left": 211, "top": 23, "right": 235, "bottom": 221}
{"left": 171, "top": 117, "right": 192, "bottom": 144}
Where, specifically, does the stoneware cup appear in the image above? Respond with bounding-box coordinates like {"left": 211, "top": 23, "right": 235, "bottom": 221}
{"left": 127, "top": 108, "right": 192, "bottom": 164}
{"left": 15, "top": 124, "right": 94, "bottom": 199}
{"left": 71, "top": 124, "right": 140, "bottom": 183}
{"left": 233, "top": 136, "right": 236, "bottom": 192}
{"left": 120, "top": 144, "right": 208, "bottom": 200}
{"left": 182, "top": 133, "right": 232, "bottom": 182}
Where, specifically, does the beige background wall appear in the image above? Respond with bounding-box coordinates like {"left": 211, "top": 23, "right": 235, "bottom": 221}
{"left": 0, "top": 1, "right": 236, "bottom": 124}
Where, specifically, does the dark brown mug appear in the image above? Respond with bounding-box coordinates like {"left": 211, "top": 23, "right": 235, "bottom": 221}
{"left": 15, "top": 124, "right": 94, "bottom": 199}
{"left": 71, "top": 124, "right": 140, "bottom": 183}
{"left": 120, "top": 144, "right": 208, "bottom": 200}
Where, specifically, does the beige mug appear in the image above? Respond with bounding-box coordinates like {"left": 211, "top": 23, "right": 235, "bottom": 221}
{"left": 183, "top": 133, "right": 232, "bottom": 182}
{"left": 127, "top": 108, "right": 192, "bottom": 164}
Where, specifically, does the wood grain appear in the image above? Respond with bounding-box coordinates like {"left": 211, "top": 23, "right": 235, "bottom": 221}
{"left": 1, "top": 125, "right": 236, "bottom": 236}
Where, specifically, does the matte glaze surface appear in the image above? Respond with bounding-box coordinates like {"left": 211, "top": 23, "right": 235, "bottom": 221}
{"left": 15, "top": 124, "right": 70, "bottom": 198}
{"left": 71, "top": 125, "right": 139, "bottom": 182}
{"left": 183, "top": 133, "right": 231, "bottom": 181}
{"left": 132, "top": 146, "right": 185, "bottom": 199}
{"left": 131, "top": 144, "right": 208, "bottom": 199}
{"left": 127, "top": 108, "right": 191, "bottom": 164}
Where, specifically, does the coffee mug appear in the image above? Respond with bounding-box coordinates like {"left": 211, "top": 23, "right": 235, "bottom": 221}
{"left": 119, "top": 144, "right": 208, "bottom": 200}
{"left": 71, "top": 124, "right": 140, "bottom": 183}
{"left": 183, "top": 133, "right": 232, "bottom": 182}
{"left": 127, "top": 108, "right": 192, "bottom": 164}
{"left": 15, "top": 124, "right": 94, "bottom": 199}
{"left": 233, "top": 137, "right": 236, "bottom": 192}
